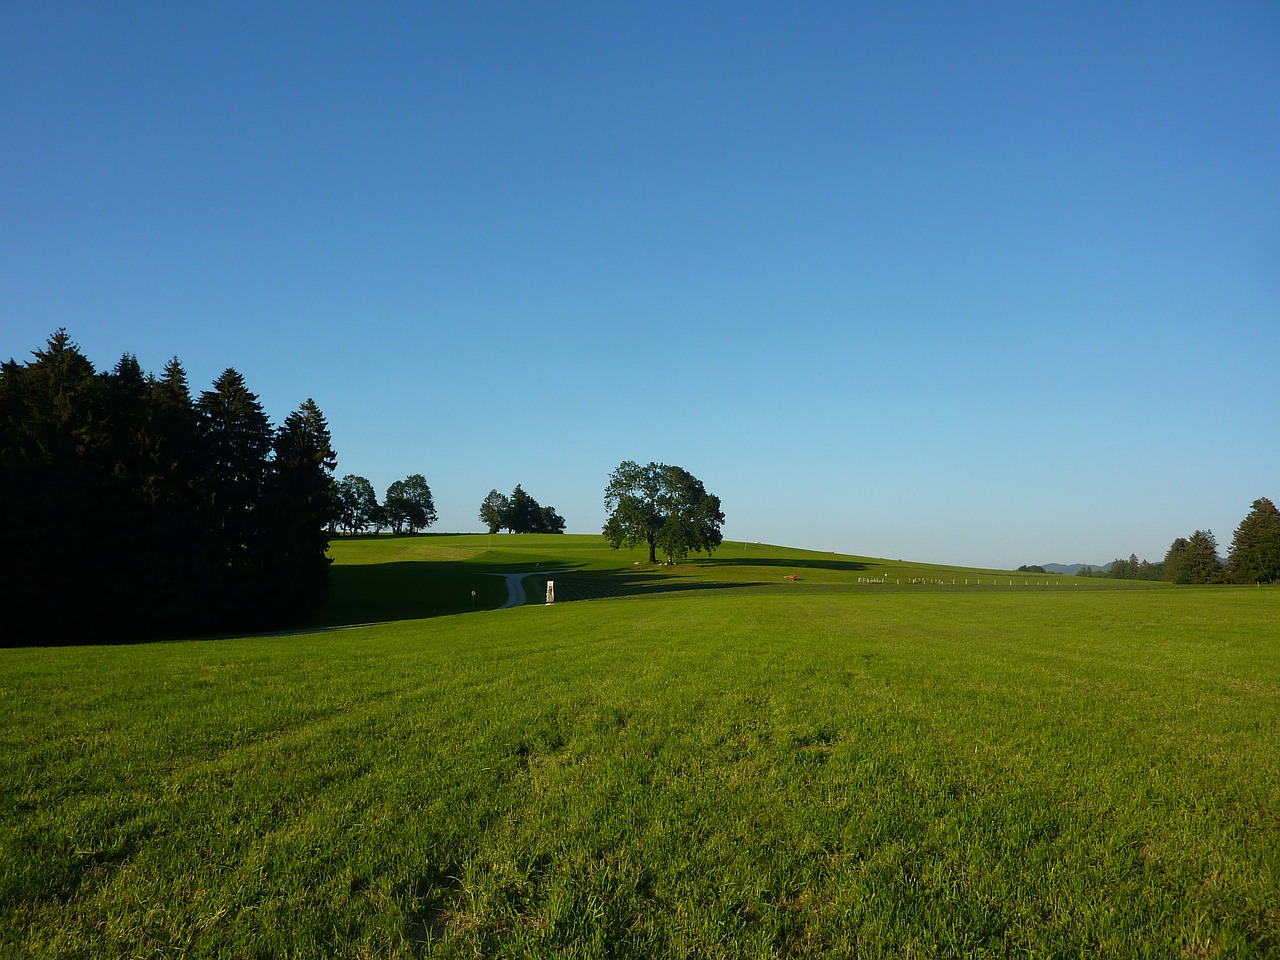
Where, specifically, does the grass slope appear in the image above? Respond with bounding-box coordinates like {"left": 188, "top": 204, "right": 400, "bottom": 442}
{"left": 3, "top": 538, "right": 1275, "bottom": 958}
{"left": 317, "top": 534, "right": 1165, "bottom": 625}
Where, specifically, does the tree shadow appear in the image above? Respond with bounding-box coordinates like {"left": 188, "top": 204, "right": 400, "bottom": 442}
{"left": 700, "top": 556, "right": 872, "bottom": 572}
{"left": 461, "top": 559, "right": 589, "bottom": 575}
{"left": 314, "top": 544, "right": 883, "bottom": 628}
{"left": 316, "top": 560, "right": 764, "bottom": 625}
{"left": 314, "top": 560, "right": 525, "bottom": 626}
{"left": 519, "top": 570, "right": 765, "bottom": 605}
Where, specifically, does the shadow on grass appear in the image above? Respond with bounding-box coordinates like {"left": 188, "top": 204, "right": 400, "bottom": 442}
{"left": 702, "top": 556, "right": 872, "bottom": 573}
{"left": 401, "top": 861, "right": 464, "bottom": 948}
{"left": 314, "top": 560, "right": 765, "bottom": 626}
{"left": 522, "top": 570, "right": 766, "bottom": 605}
{"left": 313, "top": 560, "right": 524, "bottom": 626}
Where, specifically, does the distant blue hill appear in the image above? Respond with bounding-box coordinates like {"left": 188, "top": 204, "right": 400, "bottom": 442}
{"left": 1041, "top": 562, "right": 1112, "bottom": 575}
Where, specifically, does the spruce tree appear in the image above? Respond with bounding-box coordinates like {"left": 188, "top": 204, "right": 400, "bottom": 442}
{"left": 196, "top": 369, "right": 275, "bottom": 627}
{"left": 1227, "top": 498, "right": 1280, "bottom": 584}
{"left": 269, "top": 399, "right": 337, "bottom": 621}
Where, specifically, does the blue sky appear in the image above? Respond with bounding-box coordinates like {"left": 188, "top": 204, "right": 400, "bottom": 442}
{"left": 3, "top": 2, "right": 1277, "bottom": 568}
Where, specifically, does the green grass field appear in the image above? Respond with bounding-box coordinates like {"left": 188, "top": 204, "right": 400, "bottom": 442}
{"left": 316, "top": 534, "right": 1166, "bottom": 625}
{"left": 3, "top": 536, "right": 1277, "bottom": 958}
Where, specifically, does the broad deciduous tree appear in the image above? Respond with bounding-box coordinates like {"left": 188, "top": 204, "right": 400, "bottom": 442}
{"left": 385, "top": 474, "right": 437, "bottom": 534}
{"left": 479, "top": 489, "right": 509, "bottom": 534}
{"left": 538, "top": 505, "right": 567, "bottom": 534}
{"left": 336, "top": 475, "right": 379, "bottom": 533}
{"left": 603, "top": 460, "right": 724, "bottom": 563}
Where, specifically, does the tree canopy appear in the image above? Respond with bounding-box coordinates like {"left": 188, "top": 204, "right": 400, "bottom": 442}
{"left": 479, "top": 485, "right": 566, "bottom": 534}
{"left": 1227, "top": 497, "right": 1280, "bottom": 584}
{"left": 479, "top": 489, "right": 510, "bottom": 534}
{"left": 0, "top": 330, "right": 336, "bottom": 643}
{"left": 1099, "top": 554, "right": 1164, "bottom": 581}
{"left": 1163, "top": 530, "right": 1223, "bottom": 585}
{"left": 603, "top": 461, "right": 724, "bottom": 564}
{"left": 335, "top": 475, "right": 380, "bottom": 534}
{"left": 384, "top": 474, "right": 437, "bottom": 534}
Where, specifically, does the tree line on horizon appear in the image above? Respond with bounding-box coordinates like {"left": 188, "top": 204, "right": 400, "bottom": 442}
{"left": 1078, "top": 498, "right": 1280, "bottom": 584}
{"left": 480, "top": 485, "right": 566, "bottom": 534}
{"left": 331, "top": 474, "right": 438, "bottom": 535}
{"left": 333, "top": 460, "right": 727, "bottom": 569}
{"left": 328, "top": 478, "right": 567, "bottom": 536}
{"left": 0, "top": 331, "right": 336, "bottom": 644}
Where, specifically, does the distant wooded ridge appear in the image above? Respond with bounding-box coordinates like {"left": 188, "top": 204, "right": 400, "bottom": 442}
{"left": 1028, "top": 502, "right": 1280, "bottom": 585}
{"left": 1028, "top": 563, "right": 1110, "bottom": 575}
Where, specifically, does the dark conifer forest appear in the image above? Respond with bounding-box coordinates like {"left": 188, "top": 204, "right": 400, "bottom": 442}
{"left": 0, "top": 331, "right": 336, "bottom": 645}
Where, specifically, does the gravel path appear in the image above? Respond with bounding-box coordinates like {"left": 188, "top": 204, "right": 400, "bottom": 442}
{"left": 497, "top": 573, "right": 529, "bottom": 609}
{"left": 491, "top": 570, "right": 569, "bottom": 608}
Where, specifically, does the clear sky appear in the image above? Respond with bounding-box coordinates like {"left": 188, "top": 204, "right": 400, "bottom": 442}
{"left": 3, "top": 2, "right": 1277, "bottom": 568}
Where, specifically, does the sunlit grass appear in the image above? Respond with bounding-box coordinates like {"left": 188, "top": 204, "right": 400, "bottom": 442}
{"left": 318, "top": 534, "right": 1165, "bottom": 626}
{"left": 2, "top": 541, "right": 1275, "bottom": 958}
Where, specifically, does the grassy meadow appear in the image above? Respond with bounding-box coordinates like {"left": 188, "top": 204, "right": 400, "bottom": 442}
{"left": 2, "top": 535, "right": 1277, "bottom": 958}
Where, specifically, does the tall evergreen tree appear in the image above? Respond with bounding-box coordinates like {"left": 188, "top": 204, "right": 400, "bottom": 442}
{"left": 268, "top": 399, "right": 337, "bottom": 621}
{"left": 145, "top": 358, "right": 211, "bottom": 631}
{"left": 1166, "top": 530, "right": 1223, "bottom": 584}
{"left": 98, "top": 353, "right": 169, "bottom": 631}
{"left": 150, "top": 358, "right": 199, "bottom": 493}
{"left": 505, "top": 484, "right": 538, "bottom": 533}
{"left": 1, "top": 333, "right": 342, "bottom": 643}
{"left": 1163, "top": 537, "right": 1190, "bottom": 584}
{"left": 1227, "top": 498, "right": 1280, "bottom": 584}
{"left": 102, "top": 354, "right": 150, "bottom": 490}
{"left": 196, "top": 369, "right": 274, "bottom": 626}
{"left": 0, "top": 331, "right": 106, "bottom": 640}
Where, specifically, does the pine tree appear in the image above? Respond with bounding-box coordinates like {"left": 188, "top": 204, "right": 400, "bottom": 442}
{"left": 1172, "top": 530, "right": 1224, "bottom": 585}
{"left": 1227, "top": 498, "right": 1280, "bottom": 584}
{"left": 3, "top": 334, "right": 343, "bottom": 642}
{"left": 196, "top": 369, "right": 274, "bottom": 627}
{"left": 268, "top": 399, "right": 337, "bottom": 621}
{"left": 0, "top": 331, "right": 105, "bottom": 640}
{"left": 506, "top": 484, "right": 538, "bottom": 533}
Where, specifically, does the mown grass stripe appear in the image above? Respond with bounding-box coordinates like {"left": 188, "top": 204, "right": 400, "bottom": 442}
{"left": 2, "top": 540, "right": 1276, "bottom": 957}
